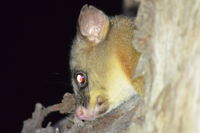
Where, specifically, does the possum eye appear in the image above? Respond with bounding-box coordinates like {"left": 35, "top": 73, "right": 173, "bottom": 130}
{"left": 74, "top": 71, "right": 88, "bottom": 89}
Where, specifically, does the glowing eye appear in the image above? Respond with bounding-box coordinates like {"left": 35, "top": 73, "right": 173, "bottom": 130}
{"left": 77, "top": 74, "right": 85, "bottom": 84}
{"left": 74, "top": 71, "right": 88, "bottom": 88}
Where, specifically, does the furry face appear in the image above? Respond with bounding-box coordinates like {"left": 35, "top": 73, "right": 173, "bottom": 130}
{"left": 70, "top": 5, "right": 142, "bottom": 120}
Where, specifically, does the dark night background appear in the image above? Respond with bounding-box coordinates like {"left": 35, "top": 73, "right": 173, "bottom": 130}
{"left": 2, "top": 0, "right": 121, "bottom": 132}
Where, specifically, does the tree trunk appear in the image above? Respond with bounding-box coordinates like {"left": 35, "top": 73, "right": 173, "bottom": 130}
{"left": 134, "top": 0, "right": 200, "bottom": 132}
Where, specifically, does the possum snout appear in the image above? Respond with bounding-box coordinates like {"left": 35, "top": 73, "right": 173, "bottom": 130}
{"left": 76, "top": 96, "right": 109, "bottom": 120}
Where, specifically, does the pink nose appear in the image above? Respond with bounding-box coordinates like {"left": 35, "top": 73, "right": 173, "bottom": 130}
{"left": 75, "top": 106, "right": 95, "bottom": 120}
{"left": 75, "top": 106, "right": 87, "bottom": 120}
{"left": 76, "top": 107, "right": 84, "bottom": 117}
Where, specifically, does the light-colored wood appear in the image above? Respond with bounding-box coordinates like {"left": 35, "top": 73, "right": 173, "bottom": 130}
{"left": 133, "top": 0, "right": 200, "bottom": 132}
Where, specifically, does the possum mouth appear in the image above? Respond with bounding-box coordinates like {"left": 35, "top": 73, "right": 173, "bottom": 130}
{"left": 75, "top": 102, "right": 109, "bottom": 120}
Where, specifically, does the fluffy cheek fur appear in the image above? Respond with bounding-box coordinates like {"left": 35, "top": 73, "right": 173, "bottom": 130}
{"left": 88, "top": 87, "right": 110, "bottom": 114}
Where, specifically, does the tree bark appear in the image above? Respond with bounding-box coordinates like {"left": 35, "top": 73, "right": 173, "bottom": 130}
{"left": 134, "top": 0, "right": 200, "bottom": 133}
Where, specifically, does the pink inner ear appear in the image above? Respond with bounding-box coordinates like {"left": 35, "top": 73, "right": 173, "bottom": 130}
{"left": 78, "top": 5, "right": 108, "bottom": 44}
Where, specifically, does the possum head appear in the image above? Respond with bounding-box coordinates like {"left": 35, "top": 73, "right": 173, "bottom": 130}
{"left": 70, "top": 5, "right": 140, "bottom": 120}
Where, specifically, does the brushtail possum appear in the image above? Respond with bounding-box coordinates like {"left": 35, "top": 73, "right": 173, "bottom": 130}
{"left": 70, "top": 5, "right": 143, "bottom": 121}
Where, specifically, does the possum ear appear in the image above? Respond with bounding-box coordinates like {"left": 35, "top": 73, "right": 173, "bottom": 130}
{"left": 78, "top": 5, "right": 110, "bottom": 44}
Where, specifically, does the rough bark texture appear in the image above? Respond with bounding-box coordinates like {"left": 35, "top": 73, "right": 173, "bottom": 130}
{"left": 134, "top": 0, "right": 200, "bottom": 133}
{"left": 21, "top": 0, "right": 200, "bottom": 132}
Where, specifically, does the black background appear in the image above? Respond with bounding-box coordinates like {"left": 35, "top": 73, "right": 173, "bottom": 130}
{"left": 2, "top": 0, "right": 121, "bottom": 132}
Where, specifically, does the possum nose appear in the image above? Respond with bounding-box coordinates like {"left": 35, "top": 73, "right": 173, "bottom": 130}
{"left": 75, "top": 106, "right": 95, "bottom": 120}
{"left": 76, "top": 106, "right": 85, "bottom": 117}
{"left": 76, "top": 107, "right": 84, "bottom": 116}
